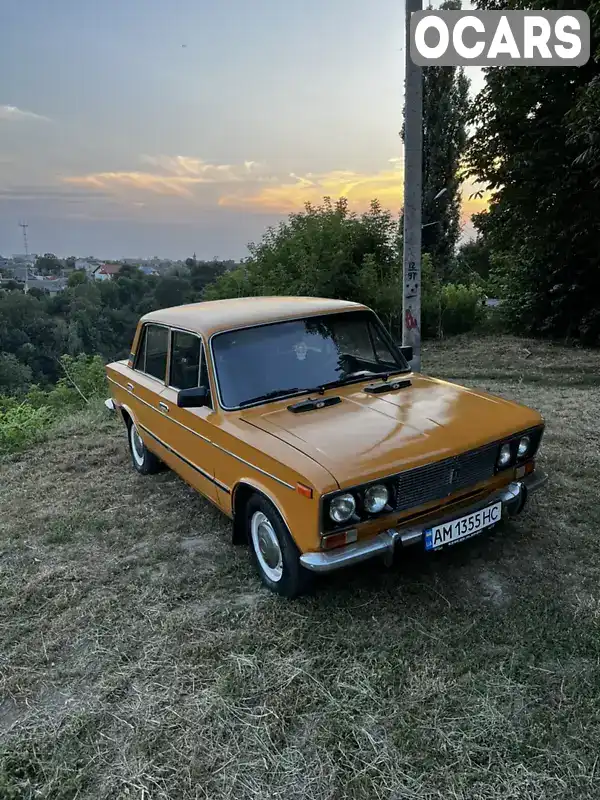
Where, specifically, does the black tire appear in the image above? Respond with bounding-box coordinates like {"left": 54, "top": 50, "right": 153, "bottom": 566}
{"left": 245, "top": 494, "right": 313, "bottom": 598}
{"left": 127, "top": 418, "right": 162, "bottom": 475}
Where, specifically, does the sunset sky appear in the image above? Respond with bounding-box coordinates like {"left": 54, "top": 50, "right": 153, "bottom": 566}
{"left": 0, "top": 0, "right": 488, "bottom": 260}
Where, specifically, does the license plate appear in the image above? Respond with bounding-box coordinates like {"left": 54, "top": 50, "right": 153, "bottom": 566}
{"left": 424, "top": 502, "right": 502, "bottom": 551}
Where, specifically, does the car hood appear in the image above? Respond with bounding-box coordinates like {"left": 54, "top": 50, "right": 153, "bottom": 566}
{"left": 240, "top": 374, "right": 543, "bottom": 489}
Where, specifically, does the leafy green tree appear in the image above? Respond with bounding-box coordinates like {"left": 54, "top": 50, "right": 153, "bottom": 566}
{"left": 0, "top": 353, "right": 33, "bottom": 396}
{"left": 188, "top": 259, "right": 229, "bottom": 295}
{"left": 467, "top": 0, "right": 600, "bottom": 343}
{"left": 67, "top": 270, "right": 87, "bottom": 287}
{"left": 34, "top": 253, "right": 63, "bottom": 276}
{"left": 401, "top": 0, "right": 470, "bottom": 279}
{"left": 451, "top": 238, "right": 492, "bottom": 285}
{"left": 0, "top": 291, "right": 66, "bottom": 386}
{"left": 205, "top": 197, "right": 405, "bottom": 332}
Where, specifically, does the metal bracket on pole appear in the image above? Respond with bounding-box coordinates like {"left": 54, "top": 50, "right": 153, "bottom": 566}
{"left": 402, "top": 0, "right": 423, "bottom": 372}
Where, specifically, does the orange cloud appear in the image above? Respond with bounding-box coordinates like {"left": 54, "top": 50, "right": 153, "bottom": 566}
{"left": 63, "top": 157, "right": 268, "bottom": 198}
{"left": 64, "top": 171, "right": 203, "bottom": 197}
{"left": 63, "top": 154, "right": 490, "bottom": 224}
{"left": 219, "top": 162, "right": 490, "bottom": 224}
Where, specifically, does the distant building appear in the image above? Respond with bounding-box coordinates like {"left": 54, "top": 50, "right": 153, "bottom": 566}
{"left": 74, "top": 258, "right": 98, "bottom": 274}
{"left": 28, "top": 275, "right": 67, "bottom": 294}
{"left": 93, "top": 263, "right": 122, "bottom": 281}
{"left": 11, "top": 254, "right": 36, "bottom": 266}
{"left": 3, "top": 264, "right": 33, "bottom": 282}
{"left": 139, "top": 265, "right": 159, "bottom": 276}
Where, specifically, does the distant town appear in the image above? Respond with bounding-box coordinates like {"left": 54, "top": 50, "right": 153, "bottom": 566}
{"left": 0, "top": 252, "right": 239, "bottom": 295}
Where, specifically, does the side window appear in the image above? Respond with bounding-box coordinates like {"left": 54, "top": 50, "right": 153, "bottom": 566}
{"left": 133, "top": 326, "right": 147, "bottom": 372}
{"left": 143, "top": 325, "right": 169, "bottom": 381}
{"left": 199, "top": 344, "right": 213, "bottom": 409}
{"left": 170, "top": 330, "right": 201, "bottom": 390}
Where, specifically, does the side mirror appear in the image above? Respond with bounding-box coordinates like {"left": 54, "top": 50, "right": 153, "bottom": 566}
{"left": 399, "top": 345, "right": 413, "bottom": 363}
{"left": 177, "top": 385, "right": 209, "bottom": 408}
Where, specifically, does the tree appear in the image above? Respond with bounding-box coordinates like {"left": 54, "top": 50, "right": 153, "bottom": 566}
{"left": 452, "top": 238, "right": 492, "bottom": 286}
{"left": 0, "top": 353, "right": 32, "bottom": 396}
{"left": 467, "top": 0, "right": 600, "bottom": 343}
{"left": 188, "top": 259, "right": 229, "bottom": 296}
{"left": 34, "top": 253, "right": 63, "bottom": 276}
{"left": 67, "top": 270, "right": 87, "bottom": 288}
{"left": 401, "top": 0, "right": 470, "bottom": 279}
{"left": 206, "top": 197, "right": 404, "bottom": 336}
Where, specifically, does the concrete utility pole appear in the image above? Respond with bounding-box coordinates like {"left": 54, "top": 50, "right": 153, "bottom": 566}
{"left": 402, "top": 0, "right": 423, "bottom": 372}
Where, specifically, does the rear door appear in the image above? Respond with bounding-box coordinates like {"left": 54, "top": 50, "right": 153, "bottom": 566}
{"left": 158, "top": 329, "right": 219, "bottom": 504}
{"left": 127, "top": 322, "right": 169, "bottom": 442}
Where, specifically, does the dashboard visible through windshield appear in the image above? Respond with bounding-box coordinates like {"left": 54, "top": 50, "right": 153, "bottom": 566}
{"left": 211, "top": 310, "right": 408, "bottom": 409}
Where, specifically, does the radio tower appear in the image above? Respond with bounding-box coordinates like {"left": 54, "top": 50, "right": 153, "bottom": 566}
{"left": 19, "top": 221, "right": 30, "bottom": 293}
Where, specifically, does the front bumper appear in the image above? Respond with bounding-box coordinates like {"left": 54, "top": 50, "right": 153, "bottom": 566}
{"left": 300, "top": 470, "right": 548, "bottom": 574}
{"left": 104, "top": 398, "right": 116, "bottom": 412}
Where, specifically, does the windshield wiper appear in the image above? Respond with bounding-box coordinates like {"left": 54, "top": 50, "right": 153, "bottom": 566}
{"left": 374, "top": 368, "right": 411, "bottom": 380}
{"left": 238, "top": 367, "right": 409, "bottom": 408}
{"left": 239, "top": 387, "right": 299, "bottom": 407}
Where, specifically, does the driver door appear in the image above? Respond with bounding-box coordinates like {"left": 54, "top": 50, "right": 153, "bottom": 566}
{"left": 158, "top": 329, "right": 218, "bottom": 504}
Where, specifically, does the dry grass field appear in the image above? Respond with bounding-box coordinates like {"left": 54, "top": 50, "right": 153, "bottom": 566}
{"left": 1, "top": 335, "right": 600, "bottom": 800}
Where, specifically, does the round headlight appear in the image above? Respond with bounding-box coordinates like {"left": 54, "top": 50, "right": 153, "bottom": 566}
{"left": 498, "top": 443, "right": 512, "bottom": 468}
{"left": 329, "top": 493, "right": 356, "bottom": 523}
{"left": 364, "top": 484, "right": 389, "bottom": 514}
{"left": 518, "top": 435, "right": 530, "bottom": 458}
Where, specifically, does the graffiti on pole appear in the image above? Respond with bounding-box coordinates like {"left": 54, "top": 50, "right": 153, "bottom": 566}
{"left": 404, "top": 260, "right": 420, "bottom": 298}
{"left": 405, "top": 309, "right": 419, "bottom": 331}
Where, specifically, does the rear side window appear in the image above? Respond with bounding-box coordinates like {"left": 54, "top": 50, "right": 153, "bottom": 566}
{"left": 170, "top": 331, "right": 201, "bottom": 390}
{"left": 135, "top": 324, "right": 168, "bottom": 381}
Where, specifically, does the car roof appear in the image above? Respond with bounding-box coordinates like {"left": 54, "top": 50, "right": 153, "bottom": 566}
{"left": 140, "top": 296, "right": 369, "bottom": 337}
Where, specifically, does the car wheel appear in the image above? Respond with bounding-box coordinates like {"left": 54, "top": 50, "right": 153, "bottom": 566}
{"left": 128, "top": 419, "right": 161, "bottom": 475}
{"left": 246, "top": 495, "right": 313, "bottom": 598}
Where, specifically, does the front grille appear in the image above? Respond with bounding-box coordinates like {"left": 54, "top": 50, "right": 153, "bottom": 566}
{"left": 394, "top": 442, "right": 498, "bottom": 513}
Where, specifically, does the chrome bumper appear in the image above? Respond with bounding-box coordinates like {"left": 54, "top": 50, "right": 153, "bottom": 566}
{"left": 300, "top": 470, "right": 548, "bottom": 574}
{"left": 104, "top": 398, "right": 116, "bottom": 412}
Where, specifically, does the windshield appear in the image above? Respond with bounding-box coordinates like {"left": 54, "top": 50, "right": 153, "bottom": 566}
{"left": 211, "top": 310, "right": 408, "bottom": 409}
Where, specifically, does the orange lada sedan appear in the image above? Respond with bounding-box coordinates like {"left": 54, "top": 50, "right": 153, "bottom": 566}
{"left": 104, "top": 296, "right": 547, "bottom": 597}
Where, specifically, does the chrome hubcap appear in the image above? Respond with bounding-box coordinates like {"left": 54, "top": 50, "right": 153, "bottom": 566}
{"left": 251, "top": 511, "right": 283, "bottom": 582}
{"left": 131, "top": 424, "right": 145, "bottom": 466}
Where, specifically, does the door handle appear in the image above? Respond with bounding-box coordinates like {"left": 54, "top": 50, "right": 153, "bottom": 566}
{"left": 158, "top": 401, "right": 169, "bottom": 413}
{"left": 126, "top": 382, "right": 134, "bottom": 392}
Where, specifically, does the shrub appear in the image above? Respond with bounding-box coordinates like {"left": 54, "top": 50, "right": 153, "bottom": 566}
{"left": 0, "top": 354, "right": 109, "bottom": 456}
{"left": 0, "top": 402, "right": 53, "bottom": 456}
{"left": 32, "top": 354, "right": 108, "bottom": 411}
{"left": 422, "top": 277, "right": 484, "bottom": 339}
{"left": 440, "top": 283, "right": 486, "bottom": 335}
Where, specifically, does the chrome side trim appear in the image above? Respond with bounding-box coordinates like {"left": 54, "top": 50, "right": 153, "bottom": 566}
{"left": 139, "top": 424, "right": 230, "bottom": 494}
{"left": 107, "top": 376, "right": 295, "bottom": 490}
{"left": 300, "top": 476, "right": 540, "bottom": 574}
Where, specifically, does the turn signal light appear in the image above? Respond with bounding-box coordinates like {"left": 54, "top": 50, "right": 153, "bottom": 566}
{"left": 516, "top": 460, "right": 535, "bottom": 479}
{"left": 322, "top": 529, "right": 358, "bottom": 550}
{"left": 296, "top": 483, "right": 313, "bottom": 498}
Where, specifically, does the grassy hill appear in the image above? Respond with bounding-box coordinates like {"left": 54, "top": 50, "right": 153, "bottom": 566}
{"left": 1, "top": 336, "right": 600, "bottom": 800}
